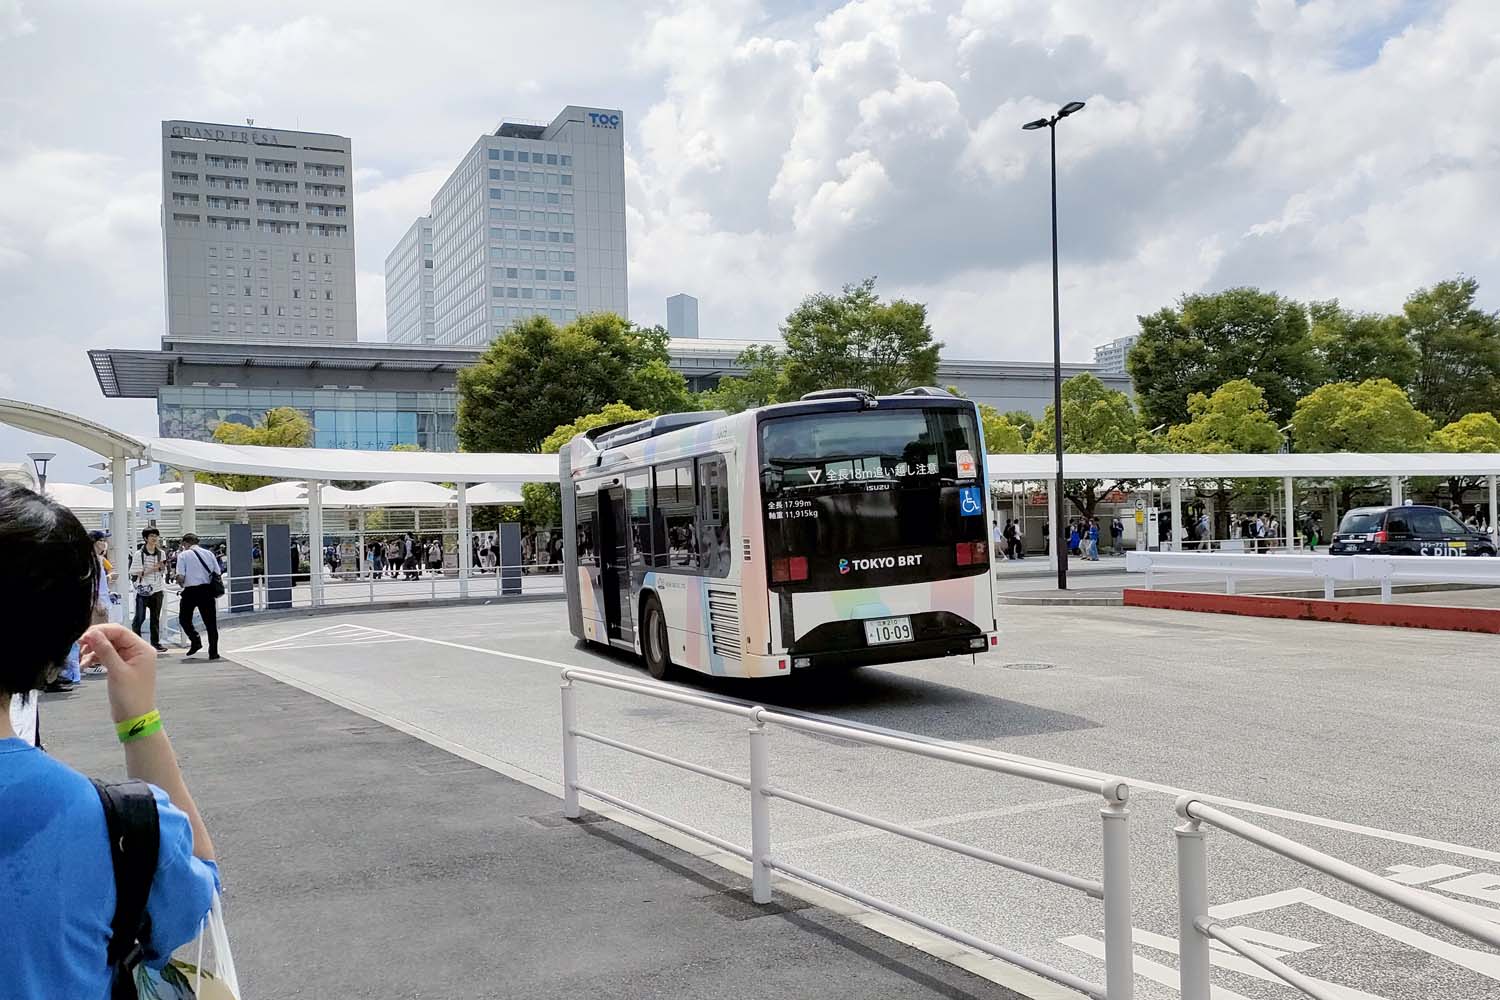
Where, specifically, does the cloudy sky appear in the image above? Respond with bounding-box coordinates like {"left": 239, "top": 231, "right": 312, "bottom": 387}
{"left": 1, "top": 0, "right": 1497, "bottom": 482}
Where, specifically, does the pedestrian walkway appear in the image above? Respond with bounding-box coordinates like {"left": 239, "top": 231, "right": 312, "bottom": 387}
{"left": 39, "top": 659, "right": 1024, "bottom": 999}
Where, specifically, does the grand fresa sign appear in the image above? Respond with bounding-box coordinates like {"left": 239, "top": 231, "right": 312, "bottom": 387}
{"left": 166, "top": 122, "right": 284, "bottom": 145}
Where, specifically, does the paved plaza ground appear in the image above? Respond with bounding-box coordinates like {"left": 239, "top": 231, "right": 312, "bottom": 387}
{"left": 210, "top": 597, "right": 1500, "bottom": 1000}
{"left": 40, "top": 659, "right": 1025, "bottom": 1000}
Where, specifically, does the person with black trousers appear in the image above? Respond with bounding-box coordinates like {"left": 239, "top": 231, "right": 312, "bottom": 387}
{"left": 130, "top": 527, "right": 170, "bottom": 651}
{"left": 174, "top": 533, "right": 221, "bottom": 660}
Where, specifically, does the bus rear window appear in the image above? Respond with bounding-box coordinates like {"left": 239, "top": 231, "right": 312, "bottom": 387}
{"left": 760, "top": 407, "right": 980, "bottom": 493}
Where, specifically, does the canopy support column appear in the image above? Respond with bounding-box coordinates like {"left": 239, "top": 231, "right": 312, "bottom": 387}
{"left": 1490, "top": 475, "right": 1498, "bottom": 550}
{"left": 307, "top": 480, "right": 324, "bottom": 608}
{"left": 1284, "top": 476, "right": 1295, "bottom": 550}
{"left": 1390, "top": 476, "right": 1402, "bottom": 506}
{"left": 180, "top": 471, "right": 197, "bottom": 535}
{"left": 457, "top": 482, "right": 470, "bottom": 599}
{"left": 357, "top": 509, "right": 366, "bottom": 580}
{"left": 1169, "top": 478, "right": 1184, "bottom": 551}
{"left": 111, "top": 453, "right": 131, "bottom": 625}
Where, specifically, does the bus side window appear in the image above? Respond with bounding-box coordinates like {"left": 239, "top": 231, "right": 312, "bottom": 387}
{"left": 654, "top": 462, "right": 699, "bottom": 570}
{"left": 697, "top": 455, "right": 730, "bottom": 578}
{"left": 575, "top": 492, "right": 597, "bottom": 566}
{"left": 627, "top": 471, "right": 651, "bottom": 570}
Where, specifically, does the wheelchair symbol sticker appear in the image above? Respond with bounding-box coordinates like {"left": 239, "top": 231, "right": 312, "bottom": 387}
{"left": 959, "top": 486, "right": 983, "bottom": 516}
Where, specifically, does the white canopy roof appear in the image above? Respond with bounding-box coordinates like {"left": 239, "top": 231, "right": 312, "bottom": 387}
{"left": 5, "top": 395, "right": 1498, "bottom": 490}
{"left": 985, "top": 452, "right": 1500, "bottom": 480}
{"left": 44, "top": 482, "right": 116, "bottom": 512}
{"left": 145, "top": 437, "right": 557, "bottom": 484}
{"left": 0, "top": 398, "right": 146, "bottom": 460}
{"left": 463, "top": 482, "right": 526, "bottom": 505}
{"left": 62, "top": 479, "right": 524, "bottom": 513}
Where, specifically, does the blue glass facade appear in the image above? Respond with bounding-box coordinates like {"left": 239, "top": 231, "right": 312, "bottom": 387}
{"left": 158, "top": 386, "right": 457, "bottom": 452}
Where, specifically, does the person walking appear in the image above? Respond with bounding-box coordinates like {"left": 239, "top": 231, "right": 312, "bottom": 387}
{"left": 1086, "top": 519, "right": 1100, "bottom": 561}
{"left": 174, "top": 533, "right": 221, "bottom": 660}
{"left": 89, "top": 530, "right": 117, "bottom": 625}
{"left": 0, "top": 484, "right": 220, "bottom": 1000}
{"left": 1110, "top": 516, "right": 1123, "bottom": 555}
{"left": 130, "top": 527, "right": 170, "bottom": 652}
{"left": 1003, "top": 519, "right": 1020, "bottom": 560}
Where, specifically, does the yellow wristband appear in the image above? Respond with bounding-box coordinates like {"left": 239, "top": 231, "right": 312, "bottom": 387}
{"left": 116, "top": 709, "right": 162, "bottom": 743}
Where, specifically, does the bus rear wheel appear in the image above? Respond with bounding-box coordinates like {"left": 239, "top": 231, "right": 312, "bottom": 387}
{"left": 642, "top": 596, "right": 674, "bottom": 681}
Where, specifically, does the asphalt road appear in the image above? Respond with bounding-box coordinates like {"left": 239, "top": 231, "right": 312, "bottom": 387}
{"left": 222, "top": 600, "right": 1500, "bottom": 1000}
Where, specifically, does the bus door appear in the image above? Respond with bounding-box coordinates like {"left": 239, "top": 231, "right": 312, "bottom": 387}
{"left": 599, "top": 484, "right": 634, "bottom": 642}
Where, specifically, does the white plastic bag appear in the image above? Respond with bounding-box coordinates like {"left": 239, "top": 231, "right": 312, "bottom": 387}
{"left": 193, "top": 893, "right": 242, "bottom": 999}
{"left": 135, "top": 892, "right": 241, "bottom": 999}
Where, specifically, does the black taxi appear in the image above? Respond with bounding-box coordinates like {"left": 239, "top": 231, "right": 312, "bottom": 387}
{"left": 1329, "top": 505, "right": 1496, "bottom": 557}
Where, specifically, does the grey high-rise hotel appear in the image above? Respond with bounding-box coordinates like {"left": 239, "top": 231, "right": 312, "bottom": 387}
{"left": 161, "top": 120, "right": 357, "bottom": 342}
{"left": 386, "top": 105, "right": 627, "bottom": 346}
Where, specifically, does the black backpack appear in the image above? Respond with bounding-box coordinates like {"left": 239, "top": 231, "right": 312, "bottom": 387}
{"left": 93, "top": 778, "right": 160, "bottom": 999}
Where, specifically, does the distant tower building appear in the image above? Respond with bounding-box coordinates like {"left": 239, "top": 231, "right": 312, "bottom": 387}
{"left": 1093, "top": 334, "right": 1139, "bottom": 374}
{"left": 386, "top": 105, "right": 627, "bottom": 347}
{"left": 666, "top": 293, "right": 699, "bottom": 339}
{"left": 160, "top": 119, "right": 356, "bottom": 342}
{"left": 385, "top": 216, "right": 434, "bottom": 343}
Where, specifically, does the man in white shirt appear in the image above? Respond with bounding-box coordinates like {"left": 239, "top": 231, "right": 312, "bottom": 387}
{"left": 174, "top": 533, "right": 221, "bottom": 660}
{"left": 130, "top": 527, "right": 170, "bottom": 652}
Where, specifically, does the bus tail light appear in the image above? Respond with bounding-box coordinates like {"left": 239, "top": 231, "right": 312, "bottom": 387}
{"left": 771, "top": 557, "right": 809, "bottom": 583}
{"left": 955, "top": 541, "right": 987, "bottom": 566}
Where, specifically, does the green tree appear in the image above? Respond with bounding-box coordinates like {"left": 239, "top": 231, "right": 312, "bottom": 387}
{"left": 1002, "top": 409, "right": 1038, "bottom": 444}
{"left": 1429, "top": 411, "right": 1500, "bottom": 510}
{"left": 1029, "top": 373, "right": 1146, "bottom": 518}
{"left": 456, "top": 313, "right": 694, "bottom": 453}
{"left": 520, "top": 402, "right": 657, "bottom": 527}
{"left": 978, "top": 404, "right": 1026, "bottom": 453}
{"left": 1129, "top": 287, "right": 1320, "bottom": 427}
{"left": 204, "top": 407, "right": 312, "bottom": 491}
{"left": 1401, "top": 277, "right": 1500, "bottom": 426}
{"left": 697, "top": 345, "right": 786, "bottom": 413}
{"left": 1308, "top": 300, "right": 1418, "bottom": 387}
{"left": 1164, "top": 379, "right": 1283, "bottom": 539}
{"left": 1165, "top": 379, "right": 1283, "bottom": 454}
{"left": 769, "top": 277, "right": 941, "bottom": 400}
{"left": 1292, "top": 379, "right": 1433, "bottom": 509}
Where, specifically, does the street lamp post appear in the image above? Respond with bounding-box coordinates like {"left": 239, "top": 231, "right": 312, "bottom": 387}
{"left": 1023, "top": 101, "right": 1086, "bottom": 590}
{"left": 27, "top": 452, "right": 56, "bottom": 495}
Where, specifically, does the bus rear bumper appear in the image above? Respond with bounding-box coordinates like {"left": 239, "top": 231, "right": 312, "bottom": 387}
{"left": 786, "top": 631, "right": 998, "bottom": 671}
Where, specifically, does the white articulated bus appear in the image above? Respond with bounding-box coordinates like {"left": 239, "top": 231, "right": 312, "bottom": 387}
{"left": 560, "top": 388, "right": 998, "bottom": 680}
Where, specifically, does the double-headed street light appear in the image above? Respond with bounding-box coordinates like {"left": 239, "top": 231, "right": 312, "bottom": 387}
{"left": 1022, "top": 100, "right": 1085, "bottom": 590}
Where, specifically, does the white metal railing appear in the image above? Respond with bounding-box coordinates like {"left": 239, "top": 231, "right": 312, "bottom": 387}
{"left": 1174, "top": 795, "right": 1500, "bottom": 1000}
{"left": 1126, "top": 550, "right": 1500, "bottom": 602}
{"left": 139, "top": 562, "right": 562, "bottom": 620}
{"left": 560, "top": 666, "right": 1135, "bottom": 1000}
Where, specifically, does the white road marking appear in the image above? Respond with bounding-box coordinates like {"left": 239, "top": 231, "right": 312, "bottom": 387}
{"left": 242, "top": 620, "right": 1500, "bottom": 869}
{"left": 235, "top": 622, "right": 357, "bottom": 653}
{"left": 1057, "top": 934, "right": 1255, "bottom": 1000}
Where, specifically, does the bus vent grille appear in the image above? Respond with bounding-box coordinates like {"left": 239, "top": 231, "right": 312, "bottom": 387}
{"left": 742, "top": 538, "right": 752, "bottom": 563}
{"left": 708, "top": 589, "right": 742, "bottom": 660}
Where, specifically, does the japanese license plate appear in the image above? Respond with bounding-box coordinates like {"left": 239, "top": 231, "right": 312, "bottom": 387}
{"left": 863, "top": 616, "right": 913, "bottom": 645}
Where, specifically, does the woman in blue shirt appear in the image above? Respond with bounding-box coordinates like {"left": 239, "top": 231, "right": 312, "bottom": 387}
{"left": 0, "top": 483, "right": 220, "bottom": 998}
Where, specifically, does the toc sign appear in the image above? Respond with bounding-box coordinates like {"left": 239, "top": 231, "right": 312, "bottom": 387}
{"left": 588, "top": 112, "right": 621, "bottom": 129}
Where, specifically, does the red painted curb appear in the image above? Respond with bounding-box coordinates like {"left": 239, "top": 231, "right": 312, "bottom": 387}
{"left": 1122, "top": 588, "right": 1500, "bottom": 634}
